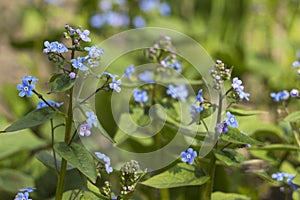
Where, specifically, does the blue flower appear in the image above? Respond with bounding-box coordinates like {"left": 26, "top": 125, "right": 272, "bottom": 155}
{"left": 133, "top": 89, "right": 148, "bottom": 103}
{"left": 216, "top": 122, "right": 228, "bottom": 134}
{"left": 95, "top": 152, "right": 113, "bottom": 174}
{"left": 170, "top": 60, "right": 182, "bottom": 73}
{"left": 102, "top": 72, "right": 118, "bottom": 80}
{"left": 36, "top": 100, "right": 63, "bottom": 109}
{"left": 79, "top": 123, "right": 92, "bottom": 136}
{"left": 270, "top": 90, "right": 289, "bottom": 102}
{"left": 43, "top": 41, "right": 68, "bottom": 54}
{"left": 180, "top": 148, "right": 197, "bottom": 164}
{"left": 236, "top": 88, "right": 250, "bottom": 101}
{"left": 17, "top": 80, "right": 35, "bottom": 98}
{"left": 133, "top": 16, "right": 146, "bottom": 28}
{"left": 84, "top": 45, "right": 104, "bottom": 59}
{"left": 19, "top": 187, "right": 36, "bottom": 193}
{"left": 22, "top": 76, "right": 38, "bottom": 84}
{"left": 138, "top": 71, "right": 154, "bottom": 84}
{"left": 232, "top": 77, "right": 243, "bottom": 90}
{"left": 159, "top": 2, "right": 171, "bottom": 16}
{"left": 105, "top": 11, "right": 130, "bottom": 27}
{"left": 71, "top": 57, "right": 89, "bottom": 71}
{"left": 86, "top": 111, "right": 98, "bottom": 127}
{"left": 139, "top": 0, "right": 159, "bottom": 12}
{"left": 123, "top": 64, "right": 135, "bottom": 77}
{"left": 166, "top": 84, "right": 188, "bottom": 102}
{"left": 190, "top": 105, "right": 203, "bottom": 119}
{"left": 225, "top": 112, "right": 238, "bottom": 128}
{"left": 76, "top": 29, "right": 91, "bottom": 42}
{"left": 14, "top": 192, "right": 30, "bottom": 200}
{"left": 109, "top": 79, "right": 122, "bottom": 93}
{"left": 90, "top": 14, "right": 106, "bottom": 28}
{"left": 292, "top": 61, "right": 300, "bottom": 68}
{"left": 98, "top": 0, "right": 112, "bottom": 11}
{"left": 195, "top": 89, "right": 204, "bottom": 104}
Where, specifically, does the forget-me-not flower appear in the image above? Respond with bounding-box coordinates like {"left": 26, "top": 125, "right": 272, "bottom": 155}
{"left": 95, "top": 152, "right": 113, "bottom": 174}
{"left": 180, "top": 148, "right": 197, "bottom": 164}
{"left": 36, "top": 100, "right": 63, "bottom": 109}
{"left": 133, "top": 89, "right": 148, "bottom": 103}
{"left": 166, "top": 84, "right": 188, "bottom": 102}
{"left": 71, "top": 57, "right": 89, "bottom": 71}
{"left": 86, "top": 111, "right": 98, "bottom": 127}
{"left": 138, "top": 71, "right": 154, "bottom": 84}
{"left": 110, "top": 79, "right": 122, "bottom": 93}
{"left": 123, "top": 64, "right": 135, "bottom": 77}
{"left": 133, "top": 16, "right": 146, "bottom": 28}
{"left": 225, "top": 112, "right": 238, "bottom": 128}
{"left": 79, "top": 123, "right": 92, "bottom": 136}
{"left": 17, "top": 80, "right": 35, "bottom": 98}
{"left": 76, "top": 29, "right": 91, "bottom": 42}
{"left": 216, "top": 122, "right": 228, "bottom": 134}
{"left": 270, "top": 90, "right": 289, "bottom": 102}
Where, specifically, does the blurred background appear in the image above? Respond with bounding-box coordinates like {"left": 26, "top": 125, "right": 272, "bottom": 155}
{"left": 1, "top": 0, "right": 300, "bottom": 199}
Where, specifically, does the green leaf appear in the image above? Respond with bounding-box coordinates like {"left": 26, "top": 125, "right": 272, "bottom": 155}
{"left": 0, "top": 169, "right": 34, "bottom": 193}
{"left": 50, "top": 73, "right": 75, "bottom": 93}
{"left": 87, "top": 181, "right": 110, "bottom": 199}
{"left": 200, "top": 105, "right": 216, "bottom": 120}
{"left": 220, "top": 128, "right": 262, "bottom": 145}
{"left": 140, "top": 163, "right": 209, "bottom": 188}
{"left": 0, "top": 131, "right": 46, "bottom": 160}
{"left": 212, "top": 192, "right": 251, "bottom": 200}
{"left": 250, "top": 144, "right": 300, "bottom": 151}
{"left": 284, "top": 111, "right": 300, "bottom": 122}
{"left": 3, "top": 107, "right": 57, "bottom": 132}
{"left": 227, "top": 107, "right": 265, "bottom": 116}
{"left": 35, "top": 150, "right": 74, "bottom": 171}
{"left": 54, "top": 142, "right": 97, "bottom": 183}
{"left": 214, "top": 149, "right": 247, "bottom": 167}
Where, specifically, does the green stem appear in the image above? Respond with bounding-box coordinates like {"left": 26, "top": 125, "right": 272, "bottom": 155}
{"left": 55, "top": 88, "right": 73, "bottom": 200}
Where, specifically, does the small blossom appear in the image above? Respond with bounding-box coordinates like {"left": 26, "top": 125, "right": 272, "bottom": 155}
{"left": 22, "top": 76, "right": 38, "bottom": 84}
{"left": 190, "top": 105, "right": 203, "bottom": 119}
{"left": 43, "top": 41, "right": 68, "bottom": 54}
{"left": 71, "top": 57, "right": 89, "bottom": 71}
{"left": 159, "top": 2, "right": 171, "bottom": 16}
{"left": 84, "top": 45, "right": 104, "bottom": 59}
{"left": 236, "top": 88, "right": 250, "bottom": 101}
{"left": 123, "top": 64, "right": 135, "bottom": 77}
{"left": 232, "top": 77, "right": 243, "bottom": 90}
{"left": 86, "top": 111, "right": 98, "bottom": 127}
{"left": 133, "top": 89, "right": 148, "bottom": 103}
{"left": 270, "top": 90, "right": 290, "bottom": 102}
{"left": 170, "top": 60, "right": 182, "bottom": 73}
{"left": 138, "top": 70, "right": 154, "bottom": 84}
{"left": 110, "top": 79, "right": 122, "bottom": 93}
{"left": 225, "top": 112, "right": 238, "bottom": 128}
{"left": 292, "top": 61, "right": 300, "bottom": 68}
{"left": 216, "top": 122, "right": 228, "bottom": 134}
{"left": 95, "top": 152, "right": 113, "bottom": 174}
{"left": 14, "top": 192, "right": 30, "bottom": 200}
{"left": 76, "top": 29, "right": 91, "bottom": 42}
{"left": 17, "top": 80, "right": 35, "bottom": 98}
{"left": 36, "top": 100, "right": 63, "bottom": 109}
{"left": 290, "top": 89, "right": 299, "bottom": 97}
{"left": 271, "top": 172, "right": 298, "bottom": 190}
{"left": 69, "top": 72, "right": 77, "bottom": 79}
{"left": 166, "top": 84, "right": 188, "bottom": 102}
{"left": 180, "top": 148, "right": 197, "bottom": 164}
{"left": 133, "top": 16, "right": 146, "bottom": 28}
{"left": 79, "top": 123, "right": 92, "bottom": 136}
{"left": 19, "top": 187, "right": 36, "bottom": 193}
{"left": 195, "top": 89, "right": 204, "bottom": 104}
{"left": 101, "top": 72, "right": 118, "bottom": 80}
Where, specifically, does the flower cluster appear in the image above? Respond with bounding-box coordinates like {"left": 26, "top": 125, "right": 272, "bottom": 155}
{"left": 272, "top": 172, "right": 299, "bottom": 191}
{"left": 120, "top": 160, "right": 140, "bottom": 196}
{"left": 101, "top": 72, "right": 122, "bottom": 93}
{"left": 210, "top": 60, "right": 231, "bottom": 89}
{"left": 270, "top": 89, "right": 299, "bottom": 102}
{"left": 95, "top": 152, "right": 113, "bottom": 174}
{"left": 231, "top": 77, "right": 250, "bottom": 101}
{"left": 79, "top": 111, "right": 98, "bottom": 136}
{"left": 14, "top": 187, "right": 36, "bottom": 200}
{"left": 166, "top": 84, "right": 188, "bottom": 102}
{"left": 180, "top": 148, "right": 197, "bottom": 164}
{"left": 17, "top": 76, "right": 38, "bottom": 98}
{"left": 90, "top": 0, "right": 171, "bottom": 29}
{"left": 215, "top": 112, "right": 238, "bottom": 134}
{"left": 160, "top": 55, "right": 182, "bottom": 73}
{"left": 190, "top": 89, "right": 205, "bottom": 119}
